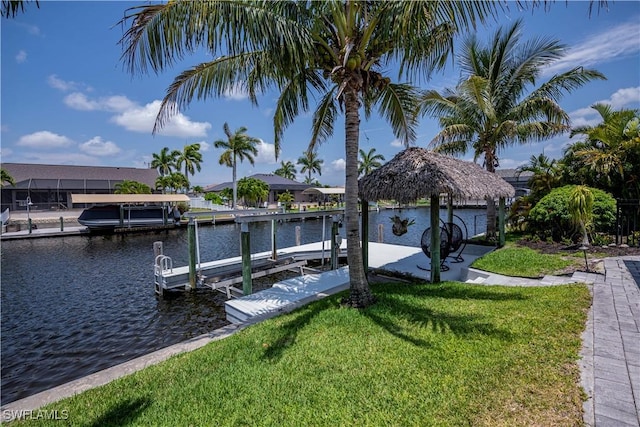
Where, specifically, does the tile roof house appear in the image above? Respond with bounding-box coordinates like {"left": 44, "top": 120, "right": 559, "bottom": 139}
{"left": 1, "top": 163, "right": 159, "bottom": 211}
{"left": 206, "top": 173, "right": 312, "bottom": 204}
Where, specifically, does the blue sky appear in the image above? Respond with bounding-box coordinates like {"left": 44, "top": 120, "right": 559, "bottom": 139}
{"left": 2, "top": 1, "right": 639, "bottom": 187}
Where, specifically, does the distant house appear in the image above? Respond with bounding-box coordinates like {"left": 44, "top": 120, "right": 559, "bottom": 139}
{"left": 1, "top": 163, "right": 159, "bottom": 212}
{"left": 206, "top": 173, "right": 312, "bottom": 204}
{"left": 495, "top": 169, "right": 533, "bottom": 198}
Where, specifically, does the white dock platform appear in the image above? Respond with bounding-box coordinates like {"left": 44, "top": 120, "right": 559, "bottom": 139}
{"left": 224, "top": 242, "right": 496, "bottom": 324}
{"left": 225, "top": 266, "right": 350, "bottom": 324}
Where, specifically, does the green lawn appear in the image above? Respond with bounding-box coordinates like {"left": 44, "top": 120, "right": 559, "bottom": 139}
{"left": 471, "top": 237, "right": 582, "bottom": 278}
{"left": 11, "top": 282, "right": 591, "bottom": 427}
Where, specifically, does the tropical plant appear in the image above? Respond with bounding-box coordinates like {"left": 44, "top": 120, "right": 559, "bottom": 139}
{"left": 419, "top": 19, "right": 605, "bottom": 238}
{"left": 214, "top": 123, "right": 260, "bottom": 209}
{"left": 192, "top": 185, "right": 204, "bottom": 195}
{"left": 564, "top": 104, "right": 640, "bottom": 199}
{"left": 118, "top": 0, "right": 505, "bottom": 306}
{"left": 297, "top": 150, "right": 323, "bottom": 184}
{"left": 516, "top": 153, "right": 561, "bottom": 200}
{"left": 155, "top": 172, "right": 188, "bottom": 194}
{"left": 237, "top": 177, "right": 269, "bottom": 208}
{"left": 358, "top": 148, "right": 385, "bottom": 177}
{"left": 528, "top": 185, "right": 615, "bottom": 242}
{"left": 274, "top": 160, "right": 297, "bottom": 181}
{"left": 204, "top": 192, "right": 224, "bottom": 205}
{"left": 151, "top": 146, "right": 180, "bottom": 176}
{"left": 175, "top": 143, "right": 203, "bottom": 192}
{"left": 568, "top": 185, "right": 594, "bottom": 245}
{"left": 1, "top": 168, "right": 16, "bottom": 186}
{"left": 114, "top": 180, "right": 152, "bottom": 194}
{"left": 219, "top": 188, "right": 233, "bottom": 207}
{"left": 277, "top": 191, "right": 295, "bottom": 210}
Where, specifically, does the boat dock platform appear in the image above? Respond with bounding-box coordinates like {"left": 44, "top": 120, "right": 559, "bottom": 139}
{"left": 187, "top": 241, "right": 496, "bottom": 324}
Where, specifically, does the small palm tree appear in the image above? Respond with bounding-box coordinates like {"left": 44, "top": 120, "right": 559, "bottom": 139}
{"left": 297, "top": 150, "right": 323, "bottom": 184}
{"left": 274, "top": 160, "right": 297, "bottom": 181}
{"left": 114, "top": 180, "right": 152, "bottom": 194}
{"left": 568, "top": 104, "right": 640, "bottom": 199}
{"left": 1, "top": 169, "right": 16, "bottom": 186}
{"left": 420, "top": 19, "right": 605, "bottom": 238}
{"left": 358, "top": 148, "right": 385, "bottom": 177}
{"left": 175, "top": 143, "right": 203, "bottom": 192}
{"left": 214, "top": 123, "right": 260, "bottom": 209}
{"left": 516, "top": 153, "right": 560, "bottom": 199}
{"left": 151, "top": 147, "right": 180, "bottom": 177}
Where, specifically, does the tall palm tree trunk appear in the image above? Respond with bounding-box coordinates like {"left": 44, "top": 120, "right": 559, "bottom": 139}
{"left": 232, "top": 158, "right": 238, "bottom": 209}
{"left": 343, "top": 89, "right": 375, "bottom": 308}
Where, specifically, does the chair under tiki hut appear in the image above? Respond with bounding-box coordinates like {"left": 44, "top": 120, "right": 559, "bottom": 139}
{"left": 358, "top": 147, "right": 515, "bottom": 283}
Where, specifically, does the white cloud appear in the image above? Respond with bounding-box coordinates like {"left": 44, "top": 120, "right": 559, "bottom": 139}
{"left": 109, "top": 100, "right": 211, "bottom": 138}
{"left": 330, "top": 158, "right": 346, "bottom": 172}
{"left": 496, "top": 158, "right": 527, "bottom": 169}
{"left": 224, "top": 82, "right": 249, "bottom": 101}
{"left": 254, "top": 140, "right": 277, "bottom": 164}
{"left": 570, "top": 86, "right": 640, "bottom": 128}
{"left": 49, "top": 75, "right": 75, "bottom": 91}
{"left": 64, "top": 92, "right": 99, "bottom": 110}
{"left": 64, "top": 92, "right": 135, "bottom": 112}
{"left": 390, "top": 139, "right": 403, "bottom": 148}
{"left": 20, "top": 152, "right": 100, "bottom": 165}
{"left": 16, "top": 22, "right": 40, "bottom": 36}
{"left": 543, "top": 19, "right": 640, "bottom": 76}
{"left": 79, "top": 136, "right": 121, "bottom": 156}
{"left": 196, "top": 141, "right": 210, "bottom": 152}
{"left": 1, "top": 147, "right": 14, "bottom": 158}
{"left": 16, "top": 131, "right": 73, "bottom": 149}
{"left": 15, "top": 50, "right": 27, "bottom": 63}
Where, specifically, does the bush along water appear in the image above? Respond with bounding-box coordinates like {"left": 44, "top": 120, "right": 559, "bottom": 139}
{"left": 527, "top": 185, "right": 616, "bottom": 242}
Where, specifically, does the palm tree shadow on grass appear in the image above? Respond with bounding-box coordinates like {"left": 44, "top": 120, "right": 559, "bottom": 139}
{"left": 260, "top": 298, "right": 333, "bottom": 362}
{"left": 88, "top": 396, "right": 151, "bottom": 427}
{"left": 363, "top": 296, "right": 514, "bottom": 347}
{"left": 260, "top": 283, "right": 519, "bottom": 359}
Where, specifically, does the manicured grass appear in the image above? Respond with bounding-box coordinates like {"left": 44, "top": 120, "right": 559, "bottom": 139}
{"left": 471, "top": 243, "right": 577, "bottom": 278}
{"left": 12, "top": 282, "right": 590, "bottom": 426}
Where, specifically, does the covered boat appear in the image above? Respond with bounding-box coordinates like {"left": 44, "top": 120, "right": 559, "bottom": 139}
{"left": 72, "top": 194, "right": 190, "bottom": 231}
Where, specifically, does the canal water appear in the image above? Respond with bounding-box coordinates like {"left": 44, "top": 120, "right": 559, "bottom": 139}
{"left": 1, "top": 207, "right": 486, "bottom": 405}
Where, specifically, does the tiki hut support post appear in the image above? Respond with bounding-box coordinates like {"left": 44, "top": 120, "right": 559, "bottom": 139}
{"left": 498, "top": 197, "right": 506, "bottom": 248}
{"left": 361, "top": 198, "right": 369, "bottom": 273}
{"left": 430, "top": 195, "right": 441, "bottom": 283}
{"left": 447, "top": 193, "right": 453, "bottom": 224}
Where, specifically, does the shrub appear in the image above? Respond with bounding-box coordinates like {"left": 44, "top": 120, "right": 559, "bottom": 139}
{"left": 528, "top": 185, "right": 616, "bottom": 242}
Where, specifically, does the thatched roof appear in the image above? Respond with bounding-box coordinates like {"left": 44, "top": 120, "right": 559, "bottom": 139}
{"left": 358, "top": 147, "right": 515, "bottom": 203}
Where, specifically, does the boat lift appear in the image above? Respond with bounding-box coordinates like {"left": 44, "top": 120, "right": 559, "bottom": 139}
{"left": 153, "top": 209, "right": 346, "bottom": 298}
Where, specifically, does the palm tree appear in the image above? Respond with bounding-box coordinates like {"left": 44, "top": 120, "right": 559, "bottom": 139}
{"left": 114, "top": 180, "right": 151, "bottom": 194}
{"left": 151, "top": 147, "right": 180, "bottom": 177}
{"left": 567, "top": 104, "right": 640, "bottom": 199}
{"left": 516, "top": 153, "right": 560, "bottom": 199}
{"left": 175, "top": 143, "right": 203, "bottom": 192}
{"left": 1, "top": 169, "right": 16, "bottom": 186}
{"left": 358, "top": 148, "right": 385, "bottom": 177}
{"left": 419, "top": 19, "right": 605, "bottom": 238}
{"left": 297, "top": 150, "right": 323, "bottom": 184}
{"left": 214, "top": 122, "right": 260, "bottom": 209}
{"left": 119, "top": 1, "right": 502, "bottom": 307}
{"left": 274, "top": 160, "right": 297, "bottom": 181}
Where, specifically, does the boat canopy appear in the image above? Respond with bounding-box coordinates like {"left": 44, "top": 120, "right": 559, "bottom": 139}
{"left": 301, "top": 187, "right": 345, "bottom": 196}
{"left": 71, "top": 194, "right": 190, "bottom": 205}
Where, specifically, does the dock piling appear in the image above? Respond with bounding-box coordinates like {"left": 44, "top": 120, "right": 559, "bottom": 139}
{"left": 241, "top": 222, "right": 252, "bottom": 295}
{"left": 188, "top": 218, "right": 196, "bottom": 291}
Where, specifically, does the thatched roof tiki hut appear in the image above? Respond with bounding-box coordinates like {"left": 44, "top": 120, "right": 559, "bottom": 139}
{"left": 358, "top": 147, "right": 515, "bottom": 283}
